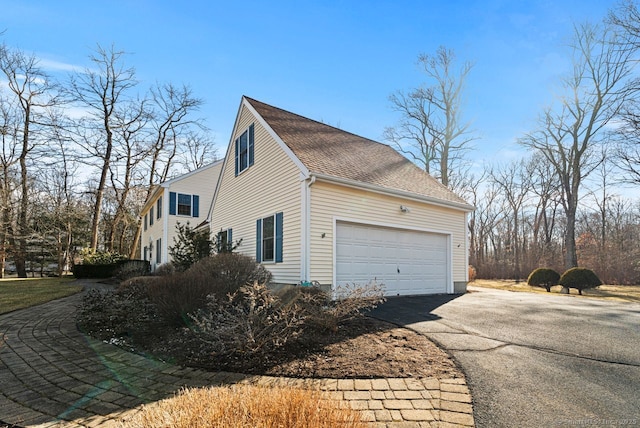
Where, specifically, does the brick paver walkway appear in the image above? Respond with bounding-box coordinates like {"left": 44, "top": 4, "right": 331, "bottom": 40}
{"left": 0, "top": 281, "right": 474, "bottom": 427}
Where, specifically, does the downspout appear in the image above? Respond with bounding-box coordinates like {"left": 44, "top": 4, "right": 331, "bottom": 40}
{"left": 162, "top": 187, "right": 170, "bottom": 266}
{"left": 304, "top": 175, "right": 316, "bottom": 282}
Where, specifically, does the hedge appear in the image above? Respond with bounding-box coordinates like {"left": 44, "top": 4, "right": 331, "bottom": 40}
{"left": 73, "top": 259, "right": 150, "bottom": 279}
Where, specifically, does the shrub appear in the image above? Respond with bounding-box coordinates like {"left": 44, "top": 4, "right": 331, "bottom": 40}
{"left": 76, "top": 285, "right": 159, "bottom": 343}
{"left": 72, "top": 264, "right": 118, "bottom": 279}
{"left": 559, "top": 267, "right": 602, "bottom": 295}
{"left": 187, "top": 281, "right": 384, "bottom": 362}
{"left": 169, "top": 222, "right": 213, "bottom": 272}
{"left": 117, "top": 276, "right": 157, "bottom": 299}
{"left": 114, "top": 260, "right": 150, "bottom": 281}
{"left": 527, "top": 268, "right": 560, "bottom": 292}
{"left": 276, "top": 281, "right": 385, "bottom": 333}
{"left": 321, "top": 282, "right": 386, "bottom": 330}
{"left": 124, "top": 385, "right": 364, "bottom": 428}
{"left": 80, "top": 248, "right": 128, "bottom": 265}
{"left": 186, "top": 253, "right": 272, "bottom": 300}
{"left": 147, "top": 253, "right": 271, "bottom": 327}
{"left": 188, "top": 282, "right": 305, "bottom": 358}
{"left": 152, "top": 262, "right": 175, "bottom": 276}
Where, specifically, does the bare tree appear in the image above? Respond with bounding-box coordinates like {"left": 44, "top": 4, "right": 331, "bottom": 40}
{"left": 67, "top": 44, "right": 138, "bottom": 250}
{"left": 178, "top": 130, "right": 217, "bottom": 171}
{"left": 489, "top": 160, "right": 532, "bottom": 280}
{"left": 609, "top": 0, "right": 640, "bottom": 45}
{"left": 527, "top": 154, "right": 562, "bottom": 267}
{"left": 607, "top": 1, "right": 640, "bottom": 184}
{"left": 385, "top": 46, "right": 475, "bottom": 187}
{"left": 128, "top": 83, "right": 205, "bottom": 258}
{"left": 145, "top": 82, "right": 205, "bottom": 184}
{"left": 520, "top": 22, "right": 639, "bottom": 269}
{"left": 106, "top": 98, "right": 149, "bottom": 252}
{"left": 615, "top": 108, "right": 640, "bottom": 184}
{"left": 469, "top": 177, "right": 502, "bottom": 275}
{"left": 0, "top": 92, "right": 18, "bottom": 278}
{"left": 0, "top": 43, "right": 59, "bottom": 277}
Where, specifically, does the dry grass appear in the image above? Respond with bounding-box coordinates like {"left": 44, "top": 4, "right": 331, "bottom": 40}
{"left": 472, "top": 279, "right": 640, "bottom": 303}
{"left": 122, "top": 385, "right": 365, "bottom": 428}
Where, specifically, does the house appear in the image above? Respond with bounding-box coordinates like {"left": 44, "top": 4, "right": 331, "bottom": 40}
{"left": 208, "top": 96, "right": 474, "bottom": 296}
{"left": 139, "top": 160, "right": 223, "bottom": 270}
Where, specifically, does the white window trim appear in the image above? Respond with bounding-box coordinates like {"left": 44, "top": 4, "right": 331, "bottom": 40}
{"left": 176, "top": 193, "right": 193, "bottom": 217}
{"left": 237, "top": 129, "right": 250, "bottom": 175}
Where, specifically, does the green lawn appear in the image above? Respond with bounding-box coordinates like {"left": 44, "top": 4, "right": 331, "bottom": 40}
{"left": 0, "top": 277, "right": 84, "bottom": 314}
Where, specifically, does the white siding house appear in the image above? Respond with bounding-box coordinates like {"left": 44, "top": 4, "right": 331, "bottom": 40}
{"left": 140, "top": 160, "right": 223, "bottom": 270}
{"left": 208, "top": 97, "right": 473, "bottom": 296}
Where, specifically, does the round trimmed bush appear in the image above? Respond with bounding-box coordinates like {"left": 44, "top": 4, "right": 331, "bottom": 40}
{"left": 527, "top": 268, "right": 560, "bottom": 292}
{"left": 559, "top": 268, "right": 602, "bottom": 295}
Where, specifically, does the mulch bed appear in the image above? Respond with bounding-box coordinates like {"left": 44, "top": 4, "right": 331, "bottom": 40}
{"left": 145, "top": 316, "right": 463, "bottom": 380}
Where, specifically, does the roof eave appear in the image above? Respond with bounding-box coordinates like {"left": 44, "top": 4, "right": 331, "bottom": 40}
{"left": 140, "top": 185, "right": 166, "bottom": 215}
{"left": 311, "top": 173, "right": 475, "bottom": 212}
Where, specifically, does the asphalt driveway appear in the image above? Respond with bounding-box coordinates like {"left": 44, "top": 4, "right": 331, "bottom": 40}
{"left": 370, "top": 286, "right": 640, "bottom": 427}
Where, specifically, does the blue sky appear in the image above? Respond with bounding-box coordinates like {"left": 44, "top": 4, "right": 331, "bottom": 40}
{"left": 0, "top": 0, "right": 619, "bottom": 166}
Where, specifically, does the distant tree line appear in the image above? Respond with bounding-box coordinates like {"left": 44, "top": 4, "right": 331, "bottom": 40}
{"left": 388, "top": 1, "right": 640, "bottom": 284}
{"left": 0, "top": 43, "right": 216, "bottom": 278}
{"left": 466, "top": 155, "right": 640, "bottom": 284}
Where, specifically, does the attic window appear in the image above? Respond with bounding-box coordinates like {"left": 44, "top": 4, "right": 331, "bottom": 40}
{"left": 235, "top": 123, "right": 255, "bottom": 176}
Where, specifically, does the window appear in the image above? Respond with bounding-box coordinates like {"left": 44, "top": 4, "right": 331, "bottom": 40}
{"left": 262, "top": 216, "right": 275, "bottom": 262}
{"left": 216, "top": 228, "right": 233, "bottom": 253}
{"left": 169, "top": 192, "right": 200, "bottom": 217}
{"left": 238, "top": 131, "right": 249, "bottom": 172}
{"left": 177, "top": 194, "right": 191, "bottom": 216}
{"left": 144, "top": 214, "right": 148, "bottom": 231}
{"left": 218, "top": 229, "right": 229, "bottom": 245}
{"left": 157, "top": 196, "right": 162, "bottom": 219}
{"left": 156, "top": 238, "right": 162, "bottom": 263}
{"left": 235, "top": 123, "right": 254, "bottom": 176}
{"left": 150, "top": 207, "right": 154, "bottom": 226}
{"left": 143, "top": 246, "right": 148, "bottom": 261}
{"left": 256, "top": 212, "right": 283, "bottom": 263}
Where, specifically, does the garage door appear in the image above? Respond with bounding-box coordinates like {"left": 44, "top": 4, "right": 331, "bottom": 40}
{"left": 335, "top": 222, "right": 449, "bottom": 296}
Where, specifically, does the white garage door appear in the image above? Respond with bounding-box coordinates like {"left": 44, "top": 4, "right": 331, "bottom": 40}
{"left": 336, "top": 222, "right": 449, "bottom": 296}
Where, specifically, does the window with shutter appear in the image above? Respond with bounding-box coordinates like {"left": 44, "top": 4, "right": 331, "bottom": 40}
{"left": 177, "top": 194, "right": 191, "bottom": 216}
{"left": 169, "top": 193, "right": 199, "bottom": 217}
{"left": 257, "top": 212, "right": 283, "bottom": 263}
{"left": 235, "top": 123, "right": 255, "bottom": 176}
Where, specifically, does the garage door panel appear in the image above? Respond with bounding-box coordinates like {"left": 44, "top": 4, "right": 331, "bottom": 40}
{"left": 336, "top": 222, "right": 448, "bottom": 296}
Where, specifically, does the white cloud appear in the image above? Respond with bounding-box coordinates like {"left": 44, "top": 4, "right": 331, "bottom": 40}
{"left": 38, "top": 58, "right": 83, "bottom": 73}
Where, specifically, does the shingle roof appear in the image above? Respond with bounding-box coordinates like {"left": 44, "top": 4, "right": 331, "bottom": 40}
{"left": 245, "top": 96, "right": 471, "bottom": 208}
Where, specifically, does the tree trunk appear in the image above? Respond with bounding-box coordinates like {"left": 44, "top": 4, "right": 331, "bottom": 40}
{"left": 15, "top": 108, "right": 30, "bottom": 278}
{"left": 564, "top": 207, "right": 578, "bottom": 269}
{"left": 89, "top": 128, "right": 113, "bottom": 250}
{"left": 129, "top": 222, "right": 142, "bottom": 259}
